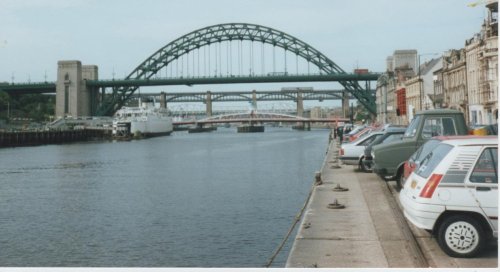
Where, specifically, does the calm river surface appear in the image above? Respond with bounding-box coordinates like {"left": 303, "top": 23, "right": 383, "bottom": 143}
{"left": 0, "top": 127, "right": 329, "bottom": 267}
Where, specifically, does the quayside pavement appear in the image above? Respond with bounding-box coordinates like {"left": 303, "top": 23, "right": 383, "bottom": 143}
{"left": 286, "top": 138, "right": 427, "bottom": 268}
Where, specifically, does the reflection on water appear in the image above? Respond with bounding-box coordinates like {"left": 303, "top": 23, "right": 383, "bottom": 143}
{"left": 0, "top": 127, "right": 329, "bottom": 267}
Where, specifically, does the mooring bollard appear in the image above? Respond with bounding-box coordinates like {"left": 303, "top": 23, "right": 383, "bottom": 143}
{"left": 327, "top": 198, "right": 345, "bottom": 209}
{"left": 332, "top": 183, "right": 348, "bottom": 192}
{"left": 330, "top": 153, "right": 341, "bottom": 169}
{"left": 314, "top": 171, "right": 322, "bottom": 185}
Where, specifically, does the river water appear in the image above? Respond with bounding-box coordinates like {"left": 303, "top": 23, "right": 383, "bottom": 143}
{"left": 0, "top": 127, "right": 329, "bottom": 267}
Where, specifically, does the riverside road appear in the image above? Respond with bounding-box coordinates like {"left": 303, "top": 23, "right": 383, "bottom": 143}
{"left": 286, "top": 138, "right": 498, "bottom": 268}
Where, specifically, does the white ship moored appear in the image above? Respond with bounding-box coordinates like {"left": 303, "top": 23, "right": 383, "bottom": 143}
{"left": 112, "top": 103, "right": 173, "bottom": 138}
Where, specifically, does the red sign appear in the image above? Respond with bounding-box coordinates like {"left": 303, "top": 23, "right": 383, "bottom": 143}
{"left": 396, "top": 88, "right": 406, "bottom": 115}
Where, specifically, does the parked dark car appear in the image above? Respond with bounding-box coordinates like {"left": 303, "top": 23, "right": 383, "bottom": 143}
{"left": 372, "top": 109, "right": 469, "bottom": 182}
{"left": 361, "top": 126, "right": 406, "bottom": 172}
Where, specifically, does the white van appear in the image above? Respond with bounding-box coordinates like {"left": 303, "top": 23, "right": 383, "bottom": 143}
{"left": 399, "top": 136, "right": 498, "bottom": 258}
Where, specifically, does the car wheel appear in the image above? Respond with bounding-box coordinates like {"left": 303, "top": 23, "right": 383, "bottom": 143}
{"left": 397, "top": 172, "right": 406, "bottom": 189}
{"left": 394, "top": 167, "right": 405, "bottom": 189}
{"left": 358, "top": 157, "right": 364, "bottom": 171}
{"left": 359, "top": 157, "right": 371, "bottom": 172}
{"left": 437, "top": 215, "right": 486, "bottom": 258}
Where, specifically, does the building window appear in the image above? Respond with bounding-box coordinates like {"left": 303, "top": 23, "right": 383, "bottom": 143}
{"left": 64, "top": 86, "right": 69, "bottom": 114}
{"left": 472, "top": 110, "right": 478, "bottom": 125}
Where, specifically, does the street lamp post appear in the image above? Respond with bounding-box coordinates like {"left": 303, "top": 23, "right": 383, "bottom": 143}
{"left": 418, "top": 55, "right": 422, "bottom": 111}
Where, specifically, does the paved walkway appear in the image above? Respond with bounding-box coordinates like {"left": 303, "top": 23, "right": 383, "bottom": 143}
{"left": 286, "top": 139, "right": 427, "bottom": 268}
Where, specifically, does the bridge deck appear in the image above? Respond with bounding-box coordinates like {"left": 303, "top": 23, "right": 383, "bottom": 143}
{"left": 174, "top": 117, "right": 349, "bottom": 126}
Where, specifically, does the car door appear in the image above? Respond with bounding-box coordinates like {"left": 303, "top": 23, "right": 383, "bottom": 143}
{"left": 467, "top": 147, "right": 498, "bottom": 234}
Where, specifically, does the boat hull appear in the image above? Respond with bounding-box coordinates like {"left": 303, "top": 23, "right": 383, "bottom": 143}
{"left": 237, "top": 125, "right": 265, "bottom": 133}
{"left": 130, "top": 118, "right": 173, "bottom": 135}
{"left": 188, "top": 126, "right": 217, "bottom": 133}
{"left": 112, "top": 106, "right": 173, "bottom": 139}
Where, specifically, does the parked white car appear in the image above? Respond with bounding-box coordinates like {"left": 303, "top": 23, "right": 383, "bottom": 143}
{"left": 340, "top": 131, "right": 384, "bottom": 165}
{"left": 399, "top": 136, "right": 498, "bottom": 258}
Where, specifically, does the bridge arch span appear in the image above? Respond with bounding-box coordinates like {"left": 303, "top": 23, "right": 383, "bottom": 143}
{"left": 258, "top": 93, "right": 296, "bottom": 101}
{"left": 200, "top": 112, "right": 309, "bottom": 122}
{"left": 166, "top": 94, "right": 206, "bottom": 103}
{"left": 98, "top": 23, "right": 372, "bottom": 116}
{"left": 131, "top": 23, "right": 346, "bottom": 80}
{"left": 303, "top": 92, "right": 342, "bottom": 100}
{"left": 212, "top": 93, "right": 251, "bottom": 102}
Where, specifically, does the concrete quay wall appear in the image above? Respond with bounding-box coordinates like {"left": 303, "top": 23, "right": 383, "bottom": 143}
{"left": 286, "top": 138, "right": 427, "bottom": 268}
{"left": 0, "top": 129, "right": 110, "bottom": 148}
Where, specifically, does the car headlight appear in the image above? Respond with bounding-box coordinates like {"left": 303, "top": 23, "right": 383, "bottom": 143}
{"left": 371, "top": 151, "right": 375, "bottom": 160}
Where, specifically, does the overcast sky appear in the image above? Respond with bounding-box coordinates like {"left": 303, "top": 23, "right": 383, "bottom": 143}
{"left": 0, "top": 0, "right": 487, "bottom": 104}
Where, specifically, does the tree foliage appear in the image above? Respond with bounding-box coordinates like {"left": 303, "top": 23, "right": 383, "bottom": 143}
{"left": 354, "top": 102, "right": 374, "bottom": 123}
{"left": 0, "top": 91, "right": 9, "bottom": 106}
{"left": 0, "top": 93, "right": 55, "bottom": 122}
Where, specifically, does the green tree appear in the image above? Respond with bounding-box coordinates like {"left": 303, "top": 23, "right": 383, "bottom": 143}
{"left": 5, "top": 94, "right": 55, "bottom": 122}
{"left": 0, "top": 91, "right": 11, "bottom": 120}
{"left": 354, "top": 102, "right": 374, "bottom": 123}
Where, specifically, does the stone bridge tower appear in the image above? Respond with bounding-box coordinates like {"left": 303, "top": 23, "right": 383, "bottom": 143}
{"left": 55, "top": 60, "right": 98, "bottom": 118}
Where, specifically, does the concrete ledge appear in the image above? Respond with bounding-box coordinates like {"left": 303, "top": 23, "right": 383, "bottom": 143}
{"left": 286, "top": 140, "right": 427, "bottom": 268}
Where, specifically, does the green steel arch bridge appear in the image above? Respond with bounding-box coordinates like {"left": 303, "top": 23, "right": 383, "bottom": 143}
{"left": 1, "top": 23, "right": 380, "bottom": 115}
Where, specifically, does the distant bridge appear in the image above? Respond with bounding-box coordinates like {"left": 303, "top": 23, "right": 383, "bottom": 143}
{"left": 135, "top": 88, "right": 360, "bottom": 103}
{"left": 138, "top": 88, "right": 367, "bottom": 117}
{"left": 0, "top": 82, "right": 55, "bottom": 95}
{"left": 174, "top": 112, "right": 349, "bottom": 127}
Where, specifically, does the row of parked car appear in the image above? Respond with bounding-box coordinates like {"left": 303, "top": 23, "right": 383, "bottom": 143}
{"left": 337, "top": 109, "right": 498, "bottom": 258}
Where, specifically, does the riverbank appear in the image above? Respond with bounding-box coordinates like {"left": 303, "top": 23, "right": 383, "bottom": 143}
{"left": 285, "top": 138, "right": 427, "bottom": 268}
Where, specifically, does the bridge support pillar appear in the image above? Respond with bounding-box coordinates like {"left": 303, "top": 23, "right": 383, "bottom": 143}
{"left": 89, "top": 86, "right": 99, "bottom": 115}
{"left": 55, "top": 60, "right": 98, "bottom": 118}
{"left": 342, "top": 91, "right": 349, "bottom": 119}
{"left": 296, "top": 91, "right": 303, "bottom": 117}
{"left": 83, "top": 65, "right": 99, "bottom": 115}
{"left": 100, "top": 87, "right": 106, "bottom": 103}
{"left": 252, "top": 90, "right": 257, "bottom": 111}
{"left": 206, "top": 91, "right": 212, "bottom": 117}
{"left": 160, "top": 92, "right": 167, "bottom": 109}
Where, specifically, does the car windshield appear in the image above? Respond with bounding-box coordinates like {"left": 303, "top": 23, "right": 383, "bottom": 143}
{"left": 382, "top": 133, "right": 403, "bottom": 144}
{"left": 415, "top": 143, "right": 453, "bottom": 178}
{"left": 346, "top": 126, "right": 365, "bottom": 136}
{"left": 404, "top": 116, "right": 421, "bottom": 138}
{"left": 358, "top": 133, "right": 383, "bottom": 146}
{"left": 422, "top": 117, "right": 457, "bottom": 138}
{"left": 356, "top": 129, "right": 372, "bottom": 139}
